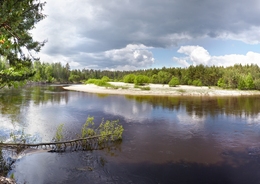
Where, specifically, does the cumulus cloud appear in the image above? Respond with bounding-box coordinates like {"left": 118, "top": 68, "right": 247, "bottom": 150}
{"left": 31, "top": 0, "right": 260, "bottom": 69}
{"left": 173, "top": 45, "right": 260, "bottom": 67}
{"left": 79, "top": 44, "right": 154, "bottom": 70}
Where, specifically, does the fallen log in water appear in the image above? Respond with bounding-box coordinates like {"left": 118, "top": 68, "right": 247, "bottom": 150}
{"left": 0, "top": 134, "right": 114, "bottom": 152}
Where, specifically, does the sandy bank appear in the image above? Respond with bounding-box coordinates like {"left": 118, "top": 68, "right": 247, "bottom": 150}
{"left": 63, "top": 82, "right": 260, "bottom": 96}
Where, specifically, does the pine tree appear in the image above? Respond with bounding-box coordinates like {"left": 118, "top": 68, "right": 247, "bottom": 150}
{"left": 0, "top": 0, "right": 46, "bottom": 88}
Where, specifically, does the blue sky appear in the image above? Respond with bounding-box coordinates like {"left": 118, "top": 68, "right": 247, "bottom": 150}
{"left": 32, "top": 0, "right": 260, "bottom": 70}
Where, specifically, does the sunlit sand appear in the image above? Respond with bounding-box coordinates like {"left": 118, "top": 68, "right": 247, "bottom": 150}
{"left": 63, "top": 82, "right": 260, "bottom": 96}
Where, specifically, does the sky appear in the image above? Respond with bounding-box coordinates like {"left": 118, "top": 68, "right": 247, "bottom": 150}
{"left": 31, "top": 0, "right": 260, "bottom": 71}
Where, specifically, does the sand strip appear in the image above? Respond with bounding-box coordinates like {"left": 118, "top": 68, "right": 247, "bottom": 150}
{"left": 63, "top": 82, "right": 260, "bottom": 96}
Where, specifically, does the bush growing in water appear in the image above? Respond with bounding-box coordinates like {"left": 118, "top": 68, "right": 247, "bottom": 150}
{"left": 81, "top": 116, "right": 124, "bottom": 145}
{"left": 54, "top": 124, "right": 64, "bottom": 142}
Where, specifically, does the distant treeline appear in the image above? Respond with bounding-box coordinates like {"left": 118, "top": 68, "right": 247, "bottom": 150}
{"left": 31, "top": 61, "right": 260, "bottom": 90}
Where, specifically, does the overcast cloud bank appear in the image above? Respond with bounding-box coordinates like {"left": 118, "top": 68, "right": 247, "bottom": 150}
{"left": 32, "top": 0, "right": 260, "bottom": 70}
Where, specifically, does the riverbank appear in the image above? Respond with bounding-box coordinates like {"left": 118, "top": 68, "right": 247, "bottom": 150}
{"left": 63, "top": 82, "right": 260, "bottom": 96}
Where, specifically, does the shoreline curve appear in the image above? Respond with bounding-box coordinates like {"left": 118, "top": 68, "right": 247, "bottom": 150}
{"left": 63, "top": 82, "right": 260, "bottom": 97}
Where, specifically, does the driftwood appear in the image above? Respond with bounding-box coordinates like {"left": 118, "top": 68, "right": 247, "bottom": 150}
{"left": 0, "top": 134, "right": 115, "bottom": 152}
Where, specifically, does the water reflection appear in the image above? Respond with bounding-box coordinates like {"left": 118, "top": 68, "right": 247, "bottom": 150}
{"left": 126, "top": 95, "right": 260, "bottom": 118}
{"left": 0, "top": 85, "right": 70, "bottom": 142}
{"left": 1, "top": 86, "right": 260, "bottom": 183}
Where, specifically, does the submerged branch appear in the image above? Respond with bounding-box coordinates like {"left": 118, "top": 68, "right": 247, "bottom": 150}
{"left": 0, "top": 134, "right": 113, "bottom": 148}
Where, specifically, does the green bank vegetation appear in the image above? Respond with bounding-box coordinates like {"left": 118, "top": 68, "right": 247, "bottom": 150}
{"left": 3, "top": 61, "right": 259, "bottom": 91}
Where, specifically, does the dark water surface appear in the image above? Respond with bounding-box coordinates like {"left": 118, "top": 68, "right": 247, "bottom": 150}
{"left": 1, "top": 85, "right": 260, "bottom": 183}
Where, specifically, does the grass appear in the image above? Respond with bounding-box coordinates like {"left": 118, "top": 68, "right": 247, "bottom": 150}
{"left": 134, "top": 84, "right": 151, "bottom": 91}
{"left": 85, "top": 79, "right": 128, "bottom": 89}
{"left": 85, "top": 79, "right": 114, "bottom": 87}
{"left": 177, "top": 89, "right": 186, "bottom": 93}
{"left": 140, "top": 86, "right": 151, "bottom": 90}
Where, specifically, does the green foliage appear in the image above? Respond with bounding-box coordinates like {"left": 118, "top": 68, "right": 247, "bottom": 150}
{"left": 69, "top": 74, "right": 80, "bottom": 83}
{"left": 134, "top": 75, "right": 150, "bottom": 85}
{"left": 95, "top": 79, "right": 107, "bottom": 86}
{"left": 0, "top": 57, "right": 35, "bottom": 89}
{"left": 158, "top": 71, "right": 172, "bottom": 84}
{"left": 98, "top": 119, "right": 124, "bottom": 143}
{"left": 123, "top": 74, "right": 136, "bottom": 83}
{"left": 85, "top": 78, "right": 97, "bottom": 84}
{"left": 0, "top": 0, "right": 46, "bottom": 87}
{"left": 140, "top": 86, "right": 151, "bottom": 90}
{"left": 81, "top": 116, "right": 124, "bottom": 145}
{"left": 101, "top": 76, "right": 110, "bottom": 82}
{"left": 81, "top": 116, "right": 96, "bottom": 138}
{"left": 238, "top": 77, "right": 246, "bottom": 90}
{"left": 54, "top": 124, "right": 64, "bottom": 150}
{"left": 54, "top": 124, "right": 64, "bottom": 142}
{"left": 168, "top": 77, "right": 180, "bottom": 87}
{"left": 14, "top": 59, "right": 260, "bottom": 91}
{"left": 192, "top": 79, "right": 202, "bottom": 86}
{"left": 254, "top": 79, "right": 260, "bottom": 90}
{"left": 238, "top": 73, "right": 255, "bottom": 90}
{"left": 245, "top": 73, "right": 255, "bottom": 90}
{"left": 217, "top": 78, "right": 226, "bottom": 88}
{"left": 151, "top": 74, "right": 159, "bottom": 83}
{"left": 10, "top": 173, "right": 15, "bottom": 179}
{"left": 85, "top": 78, "right": 113, "bottom": 88}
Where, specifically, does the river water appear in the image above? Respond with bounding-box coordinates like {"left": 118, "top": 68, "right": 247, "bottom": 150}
{"left": 1, "top": 85, "right": 260, "bottom": 184}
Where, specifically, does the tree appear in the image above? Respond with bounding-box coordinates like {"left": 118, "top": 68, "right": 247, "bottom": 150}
{"left": 245, "top": 73, "right": 254, "bottom": 90}
{"left": 157, "top": 71, "right": 172, "bottom": 84}
{"left": 123, "top": 74, "right": 136, "bottom": 83}
{"left": 134, "top": 75, "right": 150, "bottom": 85}
{"left": 168, "top": 77, "right": 180, "bottom": 87}
{"left": 0, "top": 0, "right": 46, "bottom": 88}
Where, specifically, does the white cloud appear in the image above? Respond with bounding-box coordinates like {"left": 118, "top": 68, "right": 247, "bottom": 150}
{"left": 104, "top": 44, "right": 154, "bottom": 66}
{"left": 31, "top": 0, "right": 260, "bottom": 69}
{"left": 78, "top": 44, "right": 155, "bottom": 70}
{"left": 173, "top": 45, "right": 260, "bottom": 67}
{"left": 221, "top": 26, "right": 260, "bottom": 45}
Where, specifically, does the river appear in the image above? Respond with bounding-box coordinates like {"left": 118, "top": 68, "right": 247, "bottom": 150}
{"left": 1, "top": 85, "right": 260, "bottom": 184}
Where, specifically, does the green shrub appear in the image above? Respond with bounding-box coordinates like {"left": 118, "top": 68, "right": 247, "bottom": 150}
{"left": 158, "top": 71, "right": 172, "bottom": 84}
{"left": 188, "top": 79, "right": 193, "bottom": 85}
{"left": 245, "top": 73, "right": 255, "bottom": 90}
{"left": 254, "top": 79, "right": 260, "bottom": 90}
{"left": 85, "top": 78, "right": 97, "bottom": 84}
{"left": 95, "top": 79, "right": 107, "bottom": 86}
{"left": 81, "top": 116, "right": 96, "bottom": 138}
{"left": 123, "top": 74, "right": 136, "bottom": 83}
{"left": 85, "top": 78, "right": 114, "bottom": 88}
{"left": 134, "top": 75, "right": 150, "bottom": 85}
{"left": 168, "top": 77, "right": 180, "bottom": 87}
{"left": 101, "top": 76, "right": 110, "bottom": 82}
{"left": 192, "top": 79, "right": 202, "bottom": 86}
{"left": 217, "top": 78, "right": 226, "bottom": 88}
{"left": 54, "top": 124, "right": 64, "bottom": 142}
{"left": 238, "top": 77, "right": 246, "bottom": 90}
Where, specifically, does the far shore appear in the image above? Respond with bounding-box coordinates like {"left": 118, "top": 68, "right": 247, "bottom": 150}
{"left": 62, "top": 82, "right": 260, "bottom": 97}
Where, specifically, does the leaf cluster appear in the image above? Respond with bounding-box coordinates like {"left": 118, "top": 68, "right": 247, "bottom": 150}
{"left": 81, "top": 116, "right": 124, "bottom": 144}
{"left": 0, "top": 0, "right": 46, "bottom": 88}
{"left": 0, "top": 0, "right": 46, "bottom": 62}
